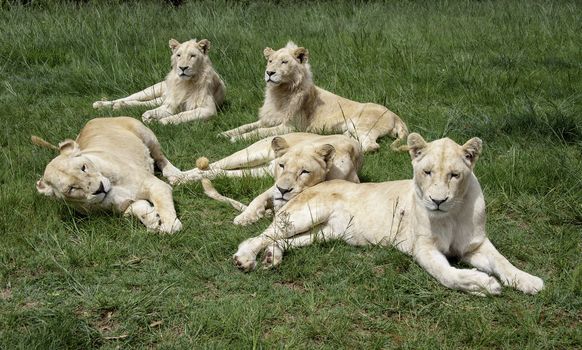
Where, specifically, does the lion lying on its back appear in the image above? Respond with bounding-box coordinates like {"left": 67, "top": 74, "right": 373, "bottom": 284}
{"left": 221, "top": 42, "right": 408, "bottom": 152}
{"left": 35, "top": 117, "right": 182, "bottom": 233}
{"left": 93, "top": 38, "right": 225, "bottom": 125}
{"left": 233, "top": 133, "right": 544, "bottom": 296}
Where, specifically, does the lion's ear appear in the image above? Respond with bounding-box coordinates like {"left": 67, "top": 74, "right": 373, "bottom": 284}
{"left": 197, "top": 39, "right": 210, "bottom": 54}
{"left": 169, "top": 38, "right": 180, "bottom": 52}
{"left": 36, "top": 179, "right": 54, "bottom": 197}
{"left": 462, "top": 137, "right": 482, "bottom": 168}
{"left": 316, "top": 144, "right": 336, "bottom": 168}
{"left": 264, "top": 47, "right": 274, "bottom": 59}
{"left": 293, "top": 47, "right": 309, "bottom": 64}
{"left": 271, "top": 137, "right": 290, "bottom": 158}
{"left": 407, "top": 133, "right": 427, "bottom": 160}
{"left": 59, "top": 139, "right": 80, "bottom": 157}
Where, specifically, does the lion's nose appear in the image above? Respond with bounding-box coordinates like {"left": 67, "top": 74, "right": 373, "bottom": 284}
{"left": 179, "top": 66, "right": 188, "bottom": 72}
{"left": 266, "top": 71, "right": 276, "bottom": 76}
{"left": 430, "top": 197, "right": 448, "bottom": 207}
{"left": 276, "top": 186, "right": 292, "bottom": 195}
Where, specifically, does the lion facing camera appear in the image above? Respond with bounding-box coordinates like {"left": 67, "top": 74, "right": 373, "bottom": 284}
{"left": 93, "top": 38, "right": 225, "bottom": 125}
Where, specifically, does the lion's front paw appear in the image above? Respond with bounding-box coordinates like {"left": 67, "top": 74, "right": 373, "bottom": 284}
{"left": 483, "top": 275, "right": 502, "bottom": 295}
{"left": 262, "top": 245, "right": 283, "bottom": 269}
{"left": 218, "top": 131, "right": 233, "bottom": 139}
{"left": 462, "top": 270, "right": 502, "bottom": 296}
{"left": 233, "top": 252, "right": 256, "bottom": 272}
{"left": 233, "top": 211, "right": 262, "bottom": 226}
{"left": 159, "top": 218, "right": 182, "bottom": 234}
{"left": 511, "top": 273, "right": 544, "bottom": 295}
{"left": 93, "top": 100, "right": 112, "bottom": 109}
{"left": 142, "top": 111, "right": 155, "bottom": 123}
{"left": 141, "top": 212, "right": 161, "bottom": 230}
{"left": 162, "top": 167, "right": 182, "bottom": 183}
{"left": 165, "top": 172, "right": 184, "bottom": 186}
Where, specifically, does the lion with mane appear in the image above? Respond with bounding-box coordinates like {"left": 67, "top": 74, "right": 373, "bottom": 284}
{"left": 221, "top": 42, "right": 408, "bottom": 152}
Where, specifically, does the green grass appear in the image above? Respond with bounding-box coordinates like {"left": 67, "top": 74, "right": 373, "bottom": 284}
{"left": 1, "top": 0, "right": 581, "bottom": 348}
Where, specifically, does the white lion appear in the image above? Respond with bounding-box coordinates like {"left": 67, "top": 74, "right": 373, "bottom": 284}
{"left": 198, "top": 133, "right": 363, "bottom": 226}
{"left": 233, "top": 133, "right": 544, "bottom": 296}
{"left": 220, "top": 41, "right": 408, "bottom": 152}
{"left": 93, "top": 38, "right": 225, "bottom": 125}
{"left": 34, "top": 117, "right": 182, "bottom": 233}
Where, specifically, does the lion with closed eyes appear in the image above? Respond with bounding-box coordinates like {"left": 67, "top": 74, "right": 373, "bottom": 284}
{"left": 199, "top": 133, "right": 363, "bottom": 226}
{"left": 35, "top": 117, "right": 182, "bottom": 233}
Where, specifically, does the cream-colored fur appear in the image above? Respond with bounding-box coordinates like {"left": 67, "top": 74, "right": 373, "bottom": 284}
{"left": 220, "top": 41, "right": 408, "bottom": 152}
{"left": 233, "top": 133, "right": 544, "bottom": 296}
{"left": 35, "top": 117, "right": 182, "bottom": 233}
{"left": 200, "top": 133, "right": 363, "bottom": 226}
{"left": 93, "top": 38, "right": 225, "bottom": 125}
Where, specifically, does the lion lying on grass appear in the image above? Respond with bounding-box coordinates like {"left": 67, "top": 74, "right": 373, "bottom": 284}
{"left": 220, "top": 42, "right": 408, "bottom": 152}
{"left": 34, "top": 117, "right": 182, "bottom": 233}
{"left": 199, "top": 133, "right": 363, "bottom": 226}
{"left": 93, "top": 38, "right": 225, "bottom": 125}
{"left": 233, "top": 133, "right": 544, "bottom": 296}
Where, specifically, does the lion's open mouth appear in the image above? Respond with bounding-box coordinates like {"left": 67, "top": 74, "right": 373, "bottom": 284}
{"left": 93, "top": 182, "right": 107, "bottom": 195}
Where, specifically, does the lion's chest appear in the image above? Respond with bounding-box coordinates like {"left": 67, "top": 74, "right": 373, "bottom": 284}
{"left": 164, "top": 84, "right": 206, "bottom": 111}
{"left": 428, "top": 219, "right": 483, "bottom": 257}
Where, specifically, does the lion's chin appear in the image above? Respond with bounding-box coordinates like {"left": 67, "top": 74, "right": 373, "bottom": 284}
{"left": 425, "top": 207, "right": 451, "bottom": 219}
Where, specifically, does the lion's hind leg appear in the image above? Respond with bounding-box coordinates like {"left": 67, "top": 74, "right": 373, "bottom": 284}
{"left": 128, "top": 120, "right": 181, "bottom": 181}
{"left": 174, "top": 139, "right": 275, "bottom": 184}
{"left": 124, "top": 200, "right": 162, "bottom": 231}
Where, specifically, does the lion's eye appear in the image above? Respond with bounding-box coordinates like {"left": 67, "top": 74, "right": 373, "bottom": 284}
{"left": 300, "top": 170, "right": 310, "bottom": 175}
{"left": 176, "top": 54, "right": 181, "bottom": 57}
{"left": 190, "top": 54, "right": 196, "bottom": 58}
{"left": 81, "top": 165, "right": 87, "bottom": 172}
{"left": 450, "top": 173, "right": 460, "bottom": 179}
{"left": 424, "top": 170, "right": 432, "bottom": 176}
{"left": 268, "top": 60, "right": 273, "bottom": 63}
{"left": 282, "top": 60, "right": 288, "bottom": 64}
{"left": 279, "top": 163, "right": 284, "bottom": 169}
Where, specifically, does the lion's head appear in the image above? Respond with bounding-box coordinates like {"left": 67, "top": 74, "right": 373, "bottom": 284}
{"left": 263, "top": 41, "right": 311, "bottom": 87}
{"left": 407, "top": 133, "right": 482, "bottom": 217}
{"left": 270, "top": 136, "right": 335, "bottom": 209}
{"left": 36, "top": 140, "right": 112, "bottom": 207}
{"left": 169, "top": 38, "right": 211, "bottom": 80}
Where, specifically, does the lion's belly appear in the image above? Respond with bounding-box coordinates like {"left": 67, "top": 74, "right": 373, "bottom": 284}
{"left": 79, "top": 119, "right": 156, "bottom": 174}
{"left": 316, "top": 181, "right": 414, "bottom": 251}
{"left": 307, "top": 90, "right": 366, "bottom": 132}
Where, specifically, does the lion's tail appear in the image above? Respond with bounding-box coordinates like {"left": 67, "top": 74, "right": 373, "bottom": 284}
{"left": 31, "top": 135, "right": 59, "bottom": 151}
{"left": 201, "top": 179, "right": 248, "bottom": 212}
{"left": 389, "top": 116, "right": 410, "bottom": 152}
